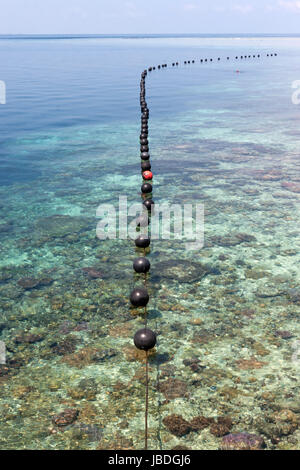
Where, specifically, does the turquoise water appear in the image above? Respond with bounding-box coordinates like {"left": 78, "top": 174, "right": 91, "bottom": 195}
{"left": 0, "top": 35, "right": 299, "bottom": 450}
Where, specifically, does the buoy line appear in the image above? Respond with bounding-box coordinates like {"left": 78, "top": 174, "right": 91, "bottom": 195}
{"left": 128, "top": 52, "right": 278, "bottom": 450}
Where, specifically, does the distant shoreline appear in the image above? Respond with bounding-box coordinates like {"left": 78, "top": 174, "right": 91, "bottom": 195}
{"left": 1, "top": 33, "right": 300, "bottom": 40}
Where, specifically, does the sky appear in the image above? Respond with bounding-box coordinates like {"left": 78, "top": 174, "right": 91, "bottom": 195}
{"left": 1, "top": 0, "right": 300, "bottom": 35}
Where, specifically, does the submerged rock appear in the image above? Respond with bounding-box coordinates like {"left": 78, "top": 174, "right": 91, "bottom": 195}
{"left": 220, "top": 432, "right": 265, "bottom": 450}
{"left": 210, "top": 417, "right": 233, "bottom": 437}
{"left": 183, "top": 357, "right": 206, "bottom": 373}
{"left": 17, "top": 277, "right": 40, "bottom": 289}
{"left": 256, "top": 286, "right": 285, "bottom": 298}
{"left": 190, "top": 416, "right": 214, "bottom": 431}
{"left": 52, "top": 409, "right": 79, "bottom": 427}
{"left": 272, "top": 409, "right": 298, "bottom": 436}
{"left": 281, "top": 182, "right": 300, "bottom": 193}
{"left": 82, "top": 267, "right": 103, "bottom": 279}
{"left": 236, "top": 357, "right": 267, "bottom": 370}
{"left": 211, "top": 233, "right": 256, "bottom": 247}
{"left": 35, "top": 215, "right": 92, "bottom": 238}
{"left": 163, "top": 415, "right": 192, "bottom": 437}
{"left": 275, "top": 330, "right": 294, "bottom": 340}
{"left": 61, "top": 346, "right": 117, "bottom": 368}
{"left": 51, "top": 336, "right": 79, "bottom": 356}
{"left": 17, "top": 277, "right": 53, "bottom": 290}
{"left": 154, "top": 260, "right": 219, "bottom": 283}
{"left": 14, "top": 332, "right": 43, "bottom": 344}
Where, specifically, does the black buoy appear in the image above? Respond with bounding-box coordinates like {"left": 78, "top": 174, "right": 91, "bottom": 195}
{"left": 141, "top": 152, "right": 150, "bottom": 161}
{"left": 130, "top": 288, "right": 149, "bottom": 308}
{"left": 141, "top": 145, "right": 149, "bottom": 152}
{"left": 134, "top": 328, "right": 156, "bottom": 351}
{"left": 135, "top": 234, "right": 150, "bottom": 249}
{"left": 143, "top": 199, "right": 155, "bottom": 212}
{"left": 133, "top": 257, "right": 151, "bottom": 274}
{"left": 141, "top": 161, "right": 151, "bottom": 171}
{"left": 141, "top": 183, "right": 152, "bottom": 194}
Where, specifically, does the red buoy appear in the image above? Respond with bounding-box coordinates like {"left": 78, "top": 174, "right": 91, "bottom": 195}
{"left": 142, "top": 171, "right": 153, "bottom": 180}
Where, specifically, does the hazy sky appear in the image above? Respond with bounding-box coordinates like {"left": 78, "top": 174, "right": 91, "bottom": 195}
{"left": 1, "top": 0, "right": 300, "bottom": 34}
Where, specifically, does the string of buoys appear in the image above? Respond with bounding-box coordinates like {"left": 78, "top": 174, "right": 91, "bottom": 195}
{"left": 130, "top": 66, "right": 156, "bottom": 451}
{"left": 129, "top": 51, "right": 278, "bottom": 450}
{"left": 146, "top": 53, "right": 278, "bottom": 71}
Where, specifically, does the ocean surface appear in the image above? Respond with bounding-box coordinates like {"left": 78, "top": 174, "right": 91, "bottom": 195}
{"left": 0, "top": 35, "right": 299, "bottom": 450}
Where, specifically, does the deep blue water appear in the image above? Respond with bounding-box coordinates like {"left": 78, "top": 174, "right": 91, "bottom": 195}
{"left": 1, "top": 35, "right": 300, "bottom": 185}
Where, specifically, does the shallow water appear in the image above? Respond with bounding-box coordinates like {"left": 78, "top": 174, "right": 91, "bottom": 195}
{"left": 0, "top": 35, "right": 299, "bottom": 450}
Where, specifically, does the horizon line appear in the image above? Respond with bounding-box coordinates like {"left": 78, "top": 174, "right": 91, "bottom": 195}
{"left": 1, "top": 32, "right": 300, "bottom": 37}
